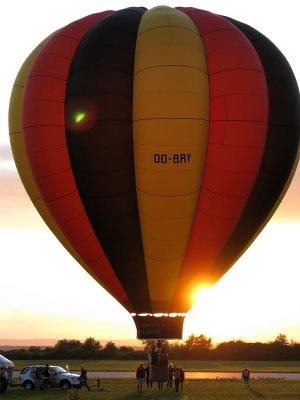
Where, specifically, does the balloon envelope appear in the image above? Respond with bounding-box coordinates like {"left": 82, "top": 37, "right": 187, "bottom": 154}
{"left": 9, "top": 6, "right": 300, "bottom": 339}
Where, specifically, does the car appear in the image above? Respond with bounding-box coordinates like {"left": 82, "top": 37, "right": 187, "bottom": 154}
{"left": 19, "top": 364, "right": 82, "bottom": 391}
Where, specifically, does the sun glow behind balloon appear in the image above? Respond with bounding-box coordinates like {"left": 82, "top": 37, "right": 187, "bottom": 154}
{"left": 194, "top": 287, "right": 213, "bottom": 305}
{"left": 183, "top": 223, "right": 300, "bottom": 342}
{"left": 189, "top": 282, "right": 213, "bottom": 309}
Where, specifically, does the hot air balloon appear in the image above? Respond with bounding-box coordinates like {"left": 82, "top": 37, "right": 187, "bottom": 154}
{"left": 9, "top": 6, "right": 300, "bottom": 340}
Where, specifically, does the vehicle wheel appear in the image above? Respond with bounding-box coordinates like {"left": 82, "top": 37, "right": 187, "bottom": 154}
{"left": 23, "top": 381, "right": 35, "bottom": 391}
{"left": 60, "top": 380, "right": 71, "bottom": 390}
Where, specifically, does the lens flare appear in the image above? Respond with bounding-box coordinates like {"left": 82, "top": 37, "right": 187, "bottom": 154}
{"left": 74, "top": 111, "right": 86, "bottom": 124}
{"left": 65, "top": 100, "right": 96, "bottom": 133}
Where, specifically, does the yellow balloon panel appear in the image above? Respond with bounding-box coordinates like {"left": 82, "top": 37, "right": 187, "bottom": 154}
{"left": 134, "top": 90, "right": 208, "bottom": 119}
{"left": 133, "top": 6, "right": 209, "bottom": 311}
{"left": 9, "top": 133, "right": 40, "bottom": 202}
{"left": 135, "top": 168, "right": 204, "bottom": 196}
{"left": 134, "top": 119, "right": 209, "bottom": 146}
{"left": 136, "top": 191, "right": 199, "bottom": 219}
{"left": 137, "top": 5, "right": 198, "bottom": 33}
{"left": 9, "top": 87, "right": 23, "bottom": 135}
{"left": 144, "top": 257, "right": 185, "bottom": 311}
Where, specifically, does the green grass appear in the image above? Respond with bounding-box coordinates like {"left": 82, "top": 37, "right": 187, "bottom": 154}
{"left": 3, "top": 379, "right": 300, "bottom": 399}
{"left": 12, "top": 360, "right": 300, "bottom": 372}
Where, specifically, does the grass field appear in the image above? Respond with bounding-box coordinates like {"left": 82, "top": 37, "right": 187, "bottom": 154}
{"left": 12, "top": 360, "right": 300, "bottom": 372}
{"left": 7, "top": 361, "right": 300, "bottom": 399}
{"left": 2, "top": 378, "right": 300, "bottom": 399}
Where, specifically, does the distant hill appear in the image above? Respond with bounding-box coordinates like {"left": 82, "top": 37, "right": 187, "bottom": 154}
{"left": 0, "top": 338, "right": 143, "bottom": 350}
{"left": 0, "top": 339, "right": 57, "bottom": 350}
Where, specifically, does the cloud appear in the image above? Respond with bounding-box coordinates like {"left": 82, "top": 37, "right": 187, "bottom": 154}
{"left": 0, "top": 144, "right": 16, "bottom": 174}
{"left": 273, "top": 163, "right": 300, "bottom": 223}
{"left": 0, "top": 144, "right": 45, "bottom": 230}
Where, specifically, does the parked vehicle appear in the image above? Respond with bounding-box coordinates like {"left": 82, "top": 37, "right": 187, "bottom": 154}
{"left": 19, "top": 365, "right": 81, "bottom": 390}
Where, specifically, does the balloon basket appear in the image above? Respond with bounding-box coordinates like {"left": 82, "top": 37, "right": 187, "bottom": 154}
{"left": 132, "top": 314, "right": 185, "bottom": 340}
{"left": 150, "top": 364, "right": 169, "bottom": 382}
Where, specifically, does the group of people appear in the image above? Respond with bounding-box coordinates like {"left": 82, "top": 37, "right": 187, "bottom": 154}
{"left": 1, "top": 357, "right": 250, "bottom": 396}
{"left": 136, "top": 361, "right": 185, "bottom": 395}
{"left": 148, "top": 347, "right": 169, "bottom": 365}
{"left": 168, "top": 363, "right": 185, "bottom": 393}
{"left": 136, "top": 358, "right": 249, "bottom": 394}
{"left": 32, "top": 364, "right": 90, "bottom": 391}
{"left": 32, "top": 363, "right": 51, "bottom": 390}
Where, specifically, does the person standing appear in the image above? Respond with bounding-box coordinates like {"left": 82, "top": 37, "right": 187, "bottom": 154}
{"left": 167, "top": 363, "right": 174, "bottom": 388}
{"left": 43, "top": 364, "right": 51, "bottom": 389}
{"left": 242, "top": 365, "right": 250, "bottom": 388}
{"left": 150, "top": 347, "right": 158, "bottom": 365}
{"left": 0, "top": 367, "right": 8, "bottom": 393}
{"left": 34, "top": 367, "right": 42, "bottom": 390}
{"left": 145, "top": 363, "right": 152, "bottom": 390}
{"left": 80, "top": 366, "right": 91, "bottom": 391}
{"left": 179, "top": 366, "right": 185, "bottom": 392}
{"left": 7, "top": 367, "right": 13, "bottom": 387}
{"left": 136, "top": 363, "right": 145, "bottom": 396}
{"left": 174, "top": 367, "right": 180, "bottom": 392}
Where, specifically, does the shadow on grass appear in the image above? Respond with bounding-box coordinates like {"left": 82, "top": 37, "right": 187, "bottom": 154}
{"left": 249, "top": 387, "right": 266, "bottom": 398}
{"left": 117, "top": 390, "right": 188, "bottom": 400}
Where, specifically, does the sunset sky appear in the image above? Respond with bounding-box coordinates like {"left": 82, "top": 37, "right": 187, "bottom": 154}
{"left": 1, "top": 0, "right": 299, "bottom": 345}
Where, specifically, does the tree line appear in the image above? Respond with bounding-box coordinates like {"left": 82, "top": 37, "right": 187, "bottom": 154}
{"left": 2, "top": 334, "right": 300, "bottom": 361}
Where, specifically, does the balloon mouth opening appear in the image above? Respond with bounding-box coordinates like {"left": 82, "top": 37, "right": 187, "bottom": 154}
{"left": 132, "top": 314, "right": 185, "bottom": 340}
{"left": 131, "top": 313, "right": 186, "bottom": 317}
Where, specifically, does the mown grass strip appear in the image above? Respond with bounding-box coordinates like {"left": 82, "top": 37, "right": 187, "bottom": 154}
{"left": 3, "top": 379, "right": 300, "bottom": 400}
